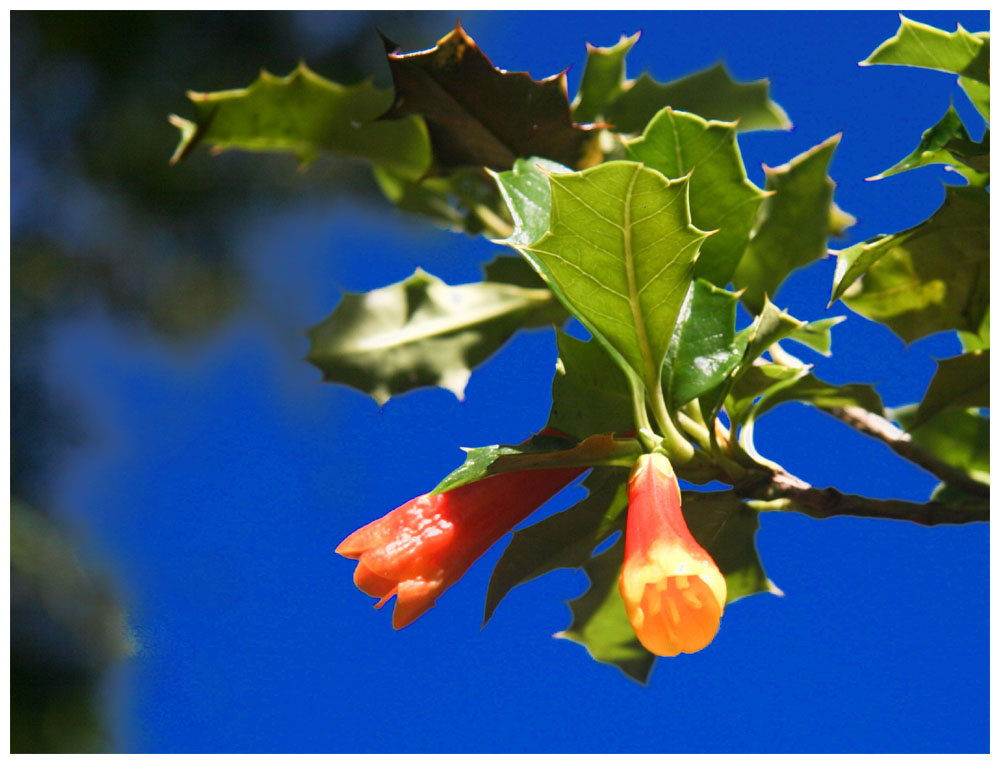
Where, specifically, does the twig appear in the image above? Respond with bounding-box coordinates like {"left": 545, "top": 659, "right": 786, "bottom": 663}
{"left": 824, "top": 405, "right": 990, "bottom": 499}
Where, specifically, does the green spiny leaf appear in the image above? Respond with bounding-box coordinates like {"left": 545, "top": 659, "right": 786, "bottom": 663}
{"left": 785, "top": 316, "right": 846, "bottom": 357}
{"left": 958, "top": 309, "right": 989, "bottom": 352}
{"left": 573, "top": 32, "right": 641, "bottom": 124}
{"left": 491, "top": 157, "right": 571, "bottom": 246}
{"left": 306, "top": 268, "right": 555, "bottom": 404}
{"left": 862, "top": 16, "right": 990, "bottom": 84}
{"left": 484, "top": 467, "right": 629, "bottom": 625}
{"left": 373, "top": 165, "right": 504, "bottom": 235}
{"left": 834, "top": 186, "right": 989, "bottom": 342}
{"left": 725, "top": 363, "right": 805, "bottom": 430}
{"left": 750, "top": 372, "right": 885, "bottom": 421}
{"left": 732, "top": 135, "right": 840, "bottom": 314}
{"left": 605, "top": 63, "right": 791, "bottom": 134}
{"left": 170, "top": 63, "right": 430, "bottom": 178}
{"left": 626, "top": 108, "right": 767, "bottom": 287}
{"left": 959, "top": 76, "right": 990, "bottom": 122}
{"left": 911, "top": 350, "right": 990, "bottom": 428}
{"left": 893, "top": 405, "right": 989, "bottom": 487}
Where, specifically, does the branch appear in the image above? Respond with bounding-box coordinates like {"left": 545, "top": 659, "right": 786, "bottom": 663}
{"left": 739, "top": 468, "right": 989, "bottom": 527}
{"left": 824, "top": 405, "right": 990, "bottom": 500}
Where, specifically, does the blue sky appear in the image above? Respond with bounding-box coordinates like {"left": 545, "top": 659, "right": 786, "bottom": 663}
{"left": 45, "top": 10, "right": 988, "bottom": 752}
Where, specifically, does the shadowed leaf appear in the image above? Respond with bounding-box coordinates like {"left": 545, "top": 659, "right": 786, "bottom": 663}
{"left": 548, "top": 332, "right": 633, "bottom": 440}
{"left": 572, "top": 32, "right": 641, "bottom": 123}
{"left": 893, "top": 405, "right": 989, "bottom": 487}
{"left": 911, "top": 350, "right": 990, "bottom": 428}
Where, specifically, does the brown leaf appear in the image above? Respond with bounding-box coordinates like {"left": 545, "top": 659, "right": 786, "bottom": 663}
{"left": 381, "top": 22, "right": 595, "bottom": 171}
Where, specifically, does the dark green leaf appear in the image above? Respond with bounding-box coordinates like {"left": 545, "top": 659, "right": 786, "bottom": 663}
{"left": 834, "top": 186, "right": 989, "bottom": 342}
{"left": 893, "top": 405, "right": 989, "bottom": 486}
{"left": 484, "top": 467, "right": 629, "bottom": 625}
{"left": 912, "top": 350, "right": 990, "bottom": 427}
{"left": 548, "top": 332, "right": 634, "bottom": 440}
{"left": 480, "top": 255, "right": 569, "bottom": 328}
{"left": 373, "top": 165, "right": 502, "bottom": 234}
{"left": 432, "top": 433, "right": 642, "bottom": 495}
{"left": 382, "top": 24, "right": 595, "bottom": 171}
{"left": 732, "top": 135, "right": 840, "bottom": 314}
{"left": 573, "top": 32, "right": 641, "bottom": 123}
{"left": 556, "top": 536, "right": 655, "bottom": 683}
{"left": 491, "top": 157, "right": 571, "bottom": 246}
{"left": 664, "top": 279, "right": 744, "bottom": 408}
{"left": 750, "top": 372, "right": 885, "bottom": 421}
{"left": 605, "top": 63, "right": 791, "bottom": 134}
{"left": 626, "top": 108, "right": 767, "bottom": 286}
{"left": 862, "top": 16, "right": 990, "bottom": 84}
{"left": 725, "top": 363, "right": 805, "bottom": 428}
{"left": 306, "top": 268, "right": 555, "bottom": 404}
{"left": 518, "top": 161, "right": 709, "bottom": 392}
{"left": 170, "top": 63, "right": 430, "bottom": 178}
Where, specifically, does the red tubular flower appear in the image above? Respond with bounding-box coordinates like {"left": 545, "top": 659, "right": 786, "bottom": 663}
{"left": 337, "top": 452, "right": 583, "bottom": 629}
{"left": 619, "top": 452, "right": 727, "bottom": 656}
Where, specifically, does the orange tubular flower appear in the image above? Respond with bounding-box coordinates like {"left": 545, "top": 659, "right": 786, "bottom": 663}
{"left": 337, "top": 461, "right": 583, "bottom": 629}
{"left": 619, "top": 453, "right": 727, "bottom": 657}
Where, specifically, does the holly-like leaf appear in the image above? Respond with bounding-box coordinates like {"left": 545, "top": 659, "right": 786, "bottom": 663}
{"left": 306, "top": 268, "right": 555, "bottom": 404}
{"left": 556, "top": 536, "right": 655, "bottom": 684}
{"left": 432, "top": 433, "right": 642, "bottom": 495}
{"left": 626, "top": 109, "right": 767, "bottom": 287}
{"left": 484, "top": 467, "right": 629, "bottom": 625}
{"left": 381, "top": 24, "right": 595, "bottom": 171}
{"left": 862, "top": 16, "right": 990, "bottom": 84}
{"left": 959, "top": 76, "right": 990, "bottom": 122}
{"left": 548, "top": 332, "right": 633, "bottom": 440}
{"left": 750, "top": 372, "right": 885, "bottom": 421}
{"left": 169, "top": 63, "right": 430, "bottom": 179}
{"left": 725, "top": 362, "right": 804, "bottom": 430}
{"left": 605, "top": 63, "right": 791, "bottom": 134}
{"left": 911, "top": 350, "right": 990, "bottom": 428}
{"left": 572, "top": 32, "right": 641, "bottom": 124}
{"left": 515, "top": 161, "right": 709, "bottom": 394}
{"left": 664, "top": 279, "right": 744, "bottom": 408}
{"left": 785, "top": 316, "right": 846, "bottom": 357}
{"left": 741, "top": 297, "right": 806, "bottom": 364}
{"left": 732, "top": 135, "right": 840, "bottom": 314}
{"left": 491, "top": 157, "right": 571, "bottom": 246}
{"left": 480, "top": 256, "right": 569, "bottom": 328}
{"left": 833, "top": 186, "right": 989, "bottom": 342}
{"left": 868, "top": 103, "right": 989, "bottom": 184}
{"left": 893, "top": 405, "right": 989, "bottom": 486}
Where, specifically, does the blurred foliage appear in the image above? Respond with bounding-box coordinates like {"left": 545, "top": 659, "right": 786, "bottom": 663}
{"left": 11, "top": 10, "right": 448, "bottom": 751}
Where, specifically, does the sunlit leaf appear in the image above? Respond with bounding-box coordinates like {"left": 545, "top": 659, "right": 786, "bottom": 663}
{"left": 573, "top": 32, "right": 641, "bottom": 124}
{"left": 491, "top": 157, "right": 571, "bottom": 246}
{"left": 732, "top": 135, "right": 840, "bottom": 314}
{"left": 306, "top": 269, "right": 555, "bottom": 404}
{"left": 834, "top": 186, "right": 989, "bottom": 342}
{"left": 605, "top": 63, "right": 791, "bottom": 134}
{"left": 169, "top": 63, "right": 430, "bottom": 179}
{"left": 959, "top": 76, "right": 990, "bottom": 122}
{"left": 958, "top": 309, "right": 989, "bottom": 352}
{"left": 893, "top": 405, "right": 989, "bottom": 486}
{"left": 626, "top": 109, "right": 767, "bottom": 287}
{"left": 862, "top": 16, "right": 990, "bottom": 84}
{"left": 382, "top": 23, "right": 595, "bottom": 171}
{"left": 785, "top": 316, "right": 846, "bottom": 357}
{"left": 911, "top": 350, "right": 990, "bottom": 428}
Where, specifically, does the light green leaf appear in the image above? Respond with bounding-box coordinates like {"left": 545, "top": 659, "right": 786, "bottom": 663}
{"left": 626, "top": 109, "right": 767, "bottom": 286}
{"left": 373, "top": 166, "right": 502, "bottom": 235}
{"left": 432, "top": 433, "right": 642, "bottom": 495}
{"left": 862, "top": 16, "right": 990, "bottom": 84}
{"left": 518, "top": 161, "right": 709, "bottom": 394}
{"left": 573, "top": 32, "right": 641, "bottom": 124}
{"left": 868, "top": 103, "right": 989, "bottom": 184}
{"left": 750, "top": 372, "right": 885, "bottom": 421}
{"left": 834, "top": 186, "right": 989, "bottom": 342}
{"left": 306, "top": 269, "right": 555, "bottom": 404}
{"left": 893, "top": 405, "right": 989, "bottom": 486}
{"left": 548, "top": 332, "right": 634, "bottom": 440}
{"left": 958, "top": 308, "right": 989, "bottom": 352}
{"left": 491, "top": 157, "right": 572, "bottom": 246}
{"left": 664, "top": 279, "right": 744, "bottom": 408}
{"left": 741, "top": 297, "right": 806, "bottom": 363}
{"left": 605, "top": 63, "right": 791, "bottom": 134}
{"left": 725, "top": 362, "right": 805, "bottom": 429}
{"left": 785, "top": 316, "right": 846, "bottom": 357}
{"left": 959, "top": 76, "right": 990, "bottom": 122}
{"left": 170, "top": 63, "right": 430, "bottom": 179}
{"left": 912, "top": 350, "right": 990, "bottom": 428}
{"left": 732, "top": 135, "right": 840, "bottom": 314}
{"left": 556, "top": 536, "right": 655, "bottom": 684}
{"left": 484, "top": 467, "right": 629, "bottom": 625}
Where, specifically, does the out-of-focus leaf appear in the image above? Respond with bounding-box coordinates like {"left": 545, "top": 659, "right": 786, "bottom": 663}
{"left": 862, "top": 16, "right": 989, "bottom": 84}
{"left": 491, "top": 157, "right": 571, "bottom": 246}
{"left": 732, "top": 135, "right": 840, "bottom": 314}
{"left": 548, "top": 332, "right": 633, "bottom": 440}
{"left": 751, "top": 372, "right": 885, "bottom": 420}
{"left": 833, "top": 186, "right": 989, "bottom": 342}
{"left": 484, "top": 467, "right": 629, "bottom": 625}
{"left": 373, "top": 165, "right": 501, "bottom": 234}
{"left": 682, "top": 491, "right": 780, "bottom": 603}
{"left": 958, "top": 309, "right": 989, "bottom": 352}
{"left": 664, "top": 279, "right": 744, "bottom": 408}
{"left": 829, "top": 202, "right": 857, "bottom": 238}
{"left": 306, "top": 268, "right": 555, "bottom": 404}
{"left": 785, "top": 316, "right": 846, "bottom": 356}
{"left": 381, "top": 24, "right": 595, "bottom": 171}
{"left": 517, "top": 161, "right": 709, "bottom": 393}
{"left": 959, "top": 76, "right": 990, "bottom": 121}
{"left": 169, "top": 63, "right": 430, "bottom": 179}
{"left": 626, "top": 109, "right": 767, "bottom": 286}
{"left": 893, "top": 405, "right": 989, "bottom": 486}
{"left": 572, "top": 32, "right": 641, "bottom": 123}
{"left": 911, "top": 350, "right": 990, "bottom": 428}
{"left": 480, "top": 256, "right": 569, "bottom": 327}
{"left": 868, "top": 104, "right": 989, "bottom": 184}
{"left": 556, "top": 537, "right": 655, "bottom": 684}
{"left": 432, "top": 433, "right": 642, "bottom": 495}
{"left": 605, "top": 63, "right": 791, "bottom": 134}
